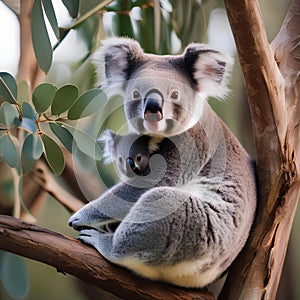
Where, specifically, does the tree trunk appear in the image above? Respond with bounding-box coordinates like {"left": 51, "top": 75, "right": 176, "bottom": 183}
{"left": 0, "top": 0, "right": 299, "bottom": 299}
{"left": 220, "top": 0, "right": 300, "bottom": 298}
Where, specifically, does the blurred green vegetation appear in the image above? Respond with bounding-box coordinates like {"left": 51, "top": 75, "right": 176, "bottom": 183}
{"left": 0, "top": 0, "right": 294, "bottom": 299}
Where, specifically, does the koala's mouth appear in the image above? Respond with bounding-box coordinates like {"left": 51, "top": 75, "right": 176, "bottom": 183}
{"left": 134, "top": 117, "right": 174, "bottom": 135}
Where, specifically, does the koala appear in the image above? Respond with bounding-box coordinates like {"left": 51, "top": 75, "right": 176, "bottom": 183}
{"left": 69, "top": 38, "right": 257, "bottom": 288}
{"left": 99, "top": 129, "right": 161, "bottom": 178}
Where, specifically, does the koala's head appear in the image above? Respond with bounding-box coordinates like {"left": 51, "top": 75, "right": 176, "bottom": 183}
{"left": 94, "top": 38, "right": 233, "bottom": 136}
{"left": 99, "top": 130, "right": 156, "bottom": 178}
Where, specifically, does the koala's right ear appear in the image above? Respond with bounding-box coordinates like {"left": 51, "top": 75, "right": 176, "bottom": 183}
{"left": 92, "top": 37, "right": 144, "bottom": 90}
{"left": 98, "top": 129, "right": 117, "bottom": 164}
{"left": 184, "top": 43, "right": 233, "bottom": 99}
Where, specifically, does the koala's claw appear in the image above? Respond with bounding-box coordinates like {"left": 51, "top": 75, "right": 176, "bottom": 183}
{"left": 78, "top": 229, "right": 95, "bottom": 246}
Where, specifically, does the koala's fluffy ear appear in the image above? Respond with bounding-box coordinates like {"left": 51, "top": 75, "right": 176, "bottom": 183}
{"left": 93, "top": 37, "right": 144, "bottom": 90}
{"left": 98, "top": 129, "right": 117, "bottom": 164}
{"left": 184, "top": 44, "right": 234, "bottom": 99}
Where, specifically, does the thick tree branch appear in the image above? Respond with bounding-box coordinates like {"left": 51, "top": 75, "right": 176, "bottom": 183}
{"left": 0, "top": 215, "right": 214, "bottom": 300}
{"left": 220, "top": 0, "right": 300, "bottom": 298}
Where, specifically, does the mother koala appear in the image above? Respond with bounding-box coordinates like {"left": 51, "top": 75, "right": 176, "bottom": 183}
{"left": 69, "top": 38, "right": 257, "bottom": 288}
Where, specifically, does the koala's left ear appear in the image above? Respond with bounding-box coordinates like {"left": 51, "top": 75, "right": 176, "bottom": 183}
{"left": 184, "top": 44, "right": 234, "bottom": 99}
{"left": 93, "top": 37, "right": 144, "bottom": 90}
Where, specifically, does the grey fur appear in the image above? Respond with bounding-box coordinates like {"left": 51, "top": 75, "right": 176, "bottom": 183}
{"left": 99, "top": 130, "right": 156, "bottom": 177}
{"left": 69, "top": 38, "right": 257, "bottom": 288}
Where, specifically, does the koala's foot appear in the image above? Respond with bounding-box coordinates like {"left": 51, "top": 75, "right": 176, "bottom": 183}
{"left": 79, "top": 228, "right": 103, "bottom": 245}
{"left": 78, "top": 229, "right": 121, "bottom": 263}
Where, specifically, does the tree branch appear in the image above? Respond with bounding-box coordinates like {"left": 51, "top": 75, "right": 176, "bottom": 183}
{"left": 220, "top": 0, "right": 300, "bottom": 298}
{"left": 17, "top": 0, "right": 44, "bottom": 90}
{"left": 0, "top": 215, "right": 214, "bottom": 300}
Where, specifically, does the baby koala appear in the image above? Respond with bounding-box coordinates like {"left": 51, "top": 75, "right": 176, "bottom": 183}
{"left": 99, "top": 129, "right": 161, "bottom": 178}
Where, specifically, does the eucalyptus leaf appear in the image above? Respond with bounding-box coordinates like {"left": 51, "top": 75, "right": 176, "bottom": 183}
{"left": 0, "top": 102, "right": 19, "bottom": 129}
{"left": 111, "top": 14, "right": 134, "bottom": 38}
{"left": 19, "top": 118, "right": 37, "bottom": 133}
{"left": 68, "top": 88, "right": 106, "bottom": 120}
{"left": 1, "top": 252, "right": 29, "bottom": 299}
{"left": 62, "top": 0, "right": 79, "bottom": 18}
{"left": 49, "top": 122, "right": 74, "bottom": 152}
{"left": 76, "top": 15, "right": 99, "bottom": 53}
{"left": 32, "top": 83, "right": 57, "bottom": 115}
{"left": 136, "top": 6, "right": 155, "bottom": 53}
{"left": 63, "top": 123, "right": 102, "bottom": 160}
{"left": 51, "top": 85, "right": 78, "bottom": 116}
{"left": 31, "top": 0, "right": 53, "bottom": 73}
{"left": 0, "top": 73, "right": 17, "bottom": 104}
{"left": 21, "top": 133, "right": 43, "bottom": 174}
{"left": 17, "top": 80, "right": 30, "bottom": 104}
{"left": 79, "top": 0, "right": 105, "bottom": 15}
{"left": 42, "top": 0, "right": 59, "bottom": 39}
{"left": 41, "top": 134, "right": 65, "bottom": 175}
{"left": 22, "top": 102, "right": 37, "bottom": 120}
{"left": 0, "top": 72, "right": 17, "bottom": 99}
{"left": 0, "top": 133, "right": 19, "bottom": 167}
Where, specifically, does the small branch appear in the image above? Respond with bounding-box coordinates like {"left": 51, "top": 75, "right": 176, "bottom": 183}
{"left": 30, "top": 161, "right": 84, "bottom": 213}
{"left": 62, "top": 0, "right": 114, "bottom": 30}
{"left": 0, "top": 215, "right": 214, "bottom": 300}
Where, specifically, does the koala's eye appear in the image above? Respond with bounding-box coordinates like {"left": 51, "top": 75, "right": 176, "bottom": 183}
{"left": 170, "top": 91, "right": 179, "bottom": 100}
{"left": 132, "top": 90, "right": 141, "bottom": 99}
{"left": 136, "top": 155, "right": 142, "bottom": 162}
{"left": 118, "top": 157, "right": 123, "bottom": 163}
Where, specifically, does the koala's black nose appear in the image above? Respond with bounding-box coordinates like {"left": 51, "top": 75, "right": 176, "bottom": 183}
{"left": 126, "top": 157, "right": 135, "bottom": 170}
{"left": 144, "top": 91, "right": 163, "bottom": 122}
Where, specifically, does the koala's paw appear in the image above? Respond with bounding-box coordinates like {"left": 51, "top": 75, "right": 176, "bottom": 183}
{"left": 79, "top": 229, "right": 116, "bottom": 262}
{"left": 79, "top": 229, "right": 102, "bottom": 247}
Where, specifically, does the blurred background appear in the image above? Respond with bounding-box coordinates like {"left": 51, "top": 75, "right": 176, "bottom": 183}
{"left": 0, "top": 0, "right": 296, "bottom": 299}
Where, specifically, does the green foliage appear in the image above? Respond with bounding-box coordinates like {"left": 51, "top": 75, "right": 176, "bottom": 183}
{"left": 32, "top": 0, "right": 53, "bottom": 73}
{"left": 31, "top": 0, "right": 211, "bottom": 76}
{"left": 0, "top": 102, "right": 19, "bottom": 128}
{"left": 0, "top": 134, "right": 19, "bottom": 168}
{"left": 0, "top": 72, "right": 17, "bottom": 104}
{"left": 0, "top": 72, "right": 104, "bottom": 179}
{"left": 62, "top": 0, "right": 80, "bottom": 18}
{"left": 42, "top": 0, "right": 59, "bottom": 39}
{"left": 51, "top": 85, "right": 78, "bottom": 115}
{"left": 49, "top": 122, "right": 73, "bottom": 152}
{"left": 0, "top": 251, "right": 29, "bottom": 299}
{"left": 21, "top": 133, "right": 43, "bottom": 174}
{"left": 41, "top": 134, "right": 65, "bottom": 175}
{"left": 68, "top": 89, "right": 106, "bottom": 120}
{"left": 63, "top": 124, "right": 102, "bottom": 160}
{"left": 32, "top": 83, "right": 57, "bottom": 115}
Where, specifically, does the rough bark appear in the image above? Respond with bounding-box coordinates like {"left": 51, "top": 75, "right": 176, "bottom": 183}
{"left": 220, "top": 0, "right": 300, "bottom": 299}
{"left": 0, "top": 0, "right": 299, "bottom": 299}
{"left": 0, "top": 215, "right": 214, "bottom": 300}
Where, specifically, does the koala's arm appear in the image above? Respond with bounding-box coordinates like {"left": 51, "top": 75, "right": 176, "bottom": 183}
{"left": 69, "top": 181, "right": 150, "bottom": 230}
